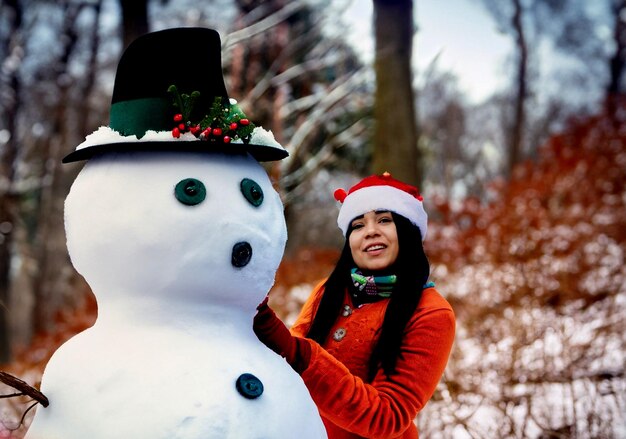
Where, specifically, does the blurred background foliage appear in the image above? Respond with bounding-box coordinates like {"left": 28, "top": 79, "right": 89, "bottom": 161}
{"left": 0, "top": 0, "right": 625, "bottom": 437}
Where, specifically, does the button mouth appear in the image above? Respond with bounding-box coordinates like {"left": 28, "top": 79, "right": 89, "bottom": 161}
{"left": 236, "top": 373, "right": 264, "bottom": 399}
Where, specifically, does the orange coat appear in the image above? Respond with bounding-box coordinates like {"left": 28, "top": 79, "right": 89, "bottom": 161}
{"left": 291, "top": 282, "right": 455, "bottom": 439}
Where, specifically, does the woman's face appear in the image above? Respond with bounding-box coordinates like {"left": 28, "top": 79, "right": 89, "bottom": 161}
{"left": 349, "top": 210, "right": 399, "bottom": 272}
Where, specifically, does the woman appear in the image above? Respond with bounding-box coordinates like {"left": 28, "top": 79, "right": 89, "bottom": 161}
{"left": 254, "top": 173, "right": 455, "bottom": 439}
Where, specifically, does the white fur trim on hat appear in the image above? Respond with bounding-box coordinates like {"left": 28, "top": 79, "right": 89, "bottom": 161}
{"left": 337, "top": 185, "right": 428, "bottom": 240}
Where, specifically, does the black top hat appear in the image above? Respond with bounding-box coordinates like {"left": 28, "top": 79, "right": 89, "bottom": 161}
{"left": 62, "top": 27, "right": 288, "bottom": 163}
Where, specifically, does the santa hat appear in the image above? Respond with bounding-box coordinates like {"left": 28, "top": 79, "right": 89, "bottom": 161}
{"left": 334, "top": 172, "right": 427, "bottom": 240}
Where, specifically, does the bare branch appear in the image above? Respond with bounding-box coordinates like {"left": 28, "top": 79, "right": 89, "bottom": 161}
{"left": 246, "top": 48, "right": 344, "bottom": 105}
{"left": 0, "top": 371, "right": 48, "bottom": 407}
{"left": 222, "top": 1, "right": 308, "bottom": 51}
{"left": 284, "top": 69, "right": 368, "bottom": 157}
{"left": 281, "top": 119, "right": 368, "bottom": 202}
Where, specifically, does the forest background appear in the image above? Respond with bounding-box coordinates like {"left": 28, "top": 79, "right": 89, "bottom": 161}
{"left": 0, "top": 0, "right": 625, "bottom": 438}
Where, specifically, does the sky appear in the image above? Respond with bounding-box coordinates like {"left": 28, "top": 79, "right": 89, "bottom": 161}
{"left": 343, "top": 0, "right": 512, "bottom": 103}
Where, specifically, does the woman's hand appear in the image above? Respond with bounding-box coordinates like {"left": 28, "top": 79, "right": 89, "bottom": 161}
{"left": 253, "top": 297, "right": 311, "bottom": 373}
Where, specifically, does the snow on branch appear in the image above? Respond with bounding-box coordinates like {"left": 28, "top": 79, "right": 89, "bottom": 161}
{"left": 222, "top": 1, "right": 308, "bottom": 51}
{"left": 281, "top": 119, "right": 368, "bottom": 204}
{"left": 284, "top": 69, "right": 368, "bottom": 158}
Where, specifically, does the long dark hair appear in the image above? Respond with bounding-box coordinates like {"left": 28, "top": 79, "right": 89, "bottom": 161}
{"left": 306, "top": 212, "right": 430, "bottom": 381}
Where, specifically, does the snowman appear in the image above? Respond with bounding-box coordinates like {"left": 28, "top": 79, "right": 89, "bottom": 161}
{"left": 25, "top": 28, "right": 327, "bottom": 439}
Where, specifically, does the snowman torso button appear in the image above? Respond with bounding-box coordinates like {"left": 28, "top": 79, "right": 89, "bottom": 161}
{"left": 333, "top": 327, "right": 347, "bottom": 341}
{"left": 342, "top": 305, "right": 352, "bottom": 317}
{"left": 236, "top": 373, "right": 264, "bottom": 399}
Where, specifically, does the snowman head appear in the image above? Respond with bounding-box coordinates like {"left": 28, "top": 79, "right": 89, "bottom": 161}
{"left": 65, "top": 151, "right": 287, "bottom": 312}
{"left": 62, "top": 28, "right": 290, "bottom": 314}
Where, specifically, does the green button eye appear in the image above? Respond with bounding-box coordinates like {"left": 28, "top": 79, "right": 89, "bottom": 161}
{"left": 175, "top": 178, "right": 206, "bottom": 206}
{"left": 240, "top": 178, "right": 264, "bottom": 207}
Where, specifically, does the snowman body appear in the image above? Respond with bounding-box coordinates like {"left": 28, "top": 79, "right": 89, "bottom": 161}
{"left": 26, "top": 152, "right": 326, "bottom": 438}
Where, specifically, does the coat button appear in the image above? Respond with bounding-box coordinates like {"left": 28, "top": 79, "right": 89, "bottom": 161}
{"left": 342, "top": 305, "right": 352, "bottom": 317}
{"left": 333, "top": 327, "right": 347, "bottom": 341}
{"left": 236, "top": 373, "right": 264, "bottom": 399}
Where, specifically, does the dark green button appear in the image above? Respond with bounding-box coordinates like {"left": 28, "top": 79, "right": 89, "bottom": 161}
{"left": 174, "top": 178, "right": 206, "bottom": 206}
{"left": 240, "top": 178, "right": 264, "bottom": 207}
{"left": 236, "top": 373, "right": 264, "bottom": 399}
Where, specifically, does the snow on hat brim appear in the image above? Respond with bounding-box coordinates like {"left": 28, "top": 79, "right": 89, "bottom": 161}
{"left": 62, "top": 126, "right": 286, "bottom": 163}
{"left": 337, "top": 185, "right": 428, "bottom": 241}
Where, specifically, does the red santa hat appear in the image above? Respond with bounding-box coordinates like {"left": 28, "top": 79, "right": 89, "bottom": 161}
{"left": 334, "top": 172, "right": 428, "bottom": 240}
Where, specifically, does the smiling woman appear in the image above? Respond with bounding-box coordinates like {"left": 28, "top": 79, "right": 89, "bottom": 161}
{"left": 348, "top": 210, "right": 399, "bottom": 271}
{"left": 254, "top": 173, "right": 456, "bottom": 439}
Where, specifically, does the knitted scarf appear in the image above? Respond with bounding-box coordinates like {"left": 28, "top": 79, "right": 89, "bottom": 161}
{"left": 350, "top": 268, "right": 397, "bottom": 305}
{"left": 349, "top": 268, "right": 435, "bottom": 306}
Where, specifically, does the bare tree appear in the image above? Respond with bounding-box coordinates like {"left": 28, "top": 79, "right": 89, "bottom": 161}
{"left": 508, "top": 0, "right": 527, "bottom": 178}
{"left": 0, "top": 0, "right": 109, "bottom": 362}
{"left": 372, "top": 0, "right": 420, "bottom": 186}
{"left": 529, "top": 0, "right": 623, "bottom": 110}
{"left": 119, "top": 0, "right": 149, "bottom": 49}
{"left": 480, "top": 0, "right": 529, "bottom": 178}
{"left": 479, "top": 0, "right": 626, "bottom": 175}
{"left": 0, "top": 0, "right": 24, "bottom": 364}
{"left": 225, "top": 3, "right": 370, "bottom": 178}
{"left": 607, "top": 1, "right": 626, "bottom": 98}
{"left": 419, "top": 69, "right": 467, "bottom": 200}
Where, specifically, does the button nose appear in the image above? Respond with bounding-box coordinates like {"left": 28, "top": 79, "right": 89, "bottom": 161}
{"left": 231, "top": 241, "right": 252, "bottom": 267}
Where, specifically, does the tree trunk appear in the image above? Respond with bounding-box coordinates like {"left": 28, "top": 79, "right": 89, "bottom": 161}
{"left": 31, "top": 2, "right": 92, "bottom": 336}
{"left": 119, "top": 0, "right": 149, "bottom": 50}
{"left": 607, "top": 0, "right": 626, "bottom": 113}
{"left": 372, "top": 0, "right": 420, "bottom": 186}
{"left": 508, "top": 0, "right": 527, "bottom": 177}
{"left": 0, "top": 0, "right": 24, "bottom": 364}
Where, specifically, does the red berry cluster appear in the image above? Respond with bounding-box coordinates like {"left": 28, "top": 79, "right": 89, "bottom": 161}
{"left": 171, "top": 113, "right": 201, "bottom": 138}
{"left": 171, "top": 113, "right": 250, "bottom": 143}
